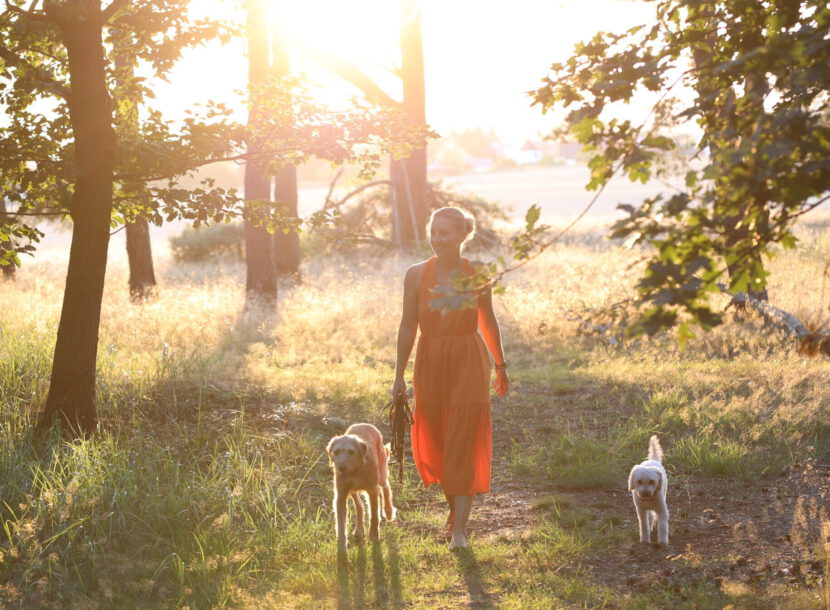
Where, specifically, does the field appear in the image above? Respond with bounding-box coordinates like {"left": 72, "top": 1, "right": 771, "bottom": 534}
{"left": 1, "top": 211, "right": 829, "bottom": 608}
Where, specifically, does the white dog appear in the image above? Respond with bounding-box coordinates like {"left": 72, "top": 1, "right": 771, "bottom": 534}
{"left": 327, "top": 423, "right": 396, "bottom": 550}
{"left": 628, "top": 435, "right": 669, "bottom": 546}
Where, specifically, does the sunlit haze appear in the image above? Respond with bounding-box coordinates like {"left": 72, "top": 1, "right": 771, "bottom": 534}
{"left": 153, "top": 0, "right": 657, "bottom": 146}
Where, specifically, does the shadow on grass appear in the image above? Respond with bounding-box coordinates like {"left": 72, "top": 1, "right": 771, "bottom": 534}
{"left": 453, "top": 547, "right": 496, "bottom": 608}
{"left": 336, "top": 539, "right": 403, "bottom": 609}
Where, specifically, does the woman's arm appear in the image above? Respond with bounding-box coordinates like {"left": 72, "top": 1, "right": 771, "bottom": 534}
{"left": 478, "top": 286, "right": 509, "bottom": 396}
{"left": 392, "top": 264, "right": 421, "bottom": 398}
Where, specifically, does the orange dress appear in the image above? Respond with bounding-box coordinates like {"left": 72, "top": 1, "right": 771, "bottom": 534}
{"left": 411, "top": 256, "right": 492, "bottom": 496}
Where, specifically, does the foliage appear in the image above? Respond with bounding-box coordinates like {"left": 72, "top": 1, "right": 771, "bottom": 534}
{"left": 169, "top": 222, "right": 245, "bottom": 262}
{"left": 532, "top": 0, "right": 830, "bottom": 338}
{"left": 0, "top": 1, "right": 431, "bottom": 266}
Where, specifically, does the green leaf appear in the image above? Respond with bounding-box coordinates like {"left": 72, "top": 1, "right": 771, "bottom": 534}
{"left": 524, "top": 204, "right": 541, "bottom": 231}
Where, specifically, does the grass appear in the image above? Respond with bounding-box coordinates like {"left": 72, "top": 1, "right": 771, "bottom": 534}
{"left": 0, "top": 215, "right": 829, "bottom": 606}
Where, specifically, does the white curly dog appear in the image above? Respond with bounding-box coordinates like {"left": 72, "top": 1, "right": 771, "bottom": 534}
{"left": 628, "top": 435, "right": 669, "bottom": 546}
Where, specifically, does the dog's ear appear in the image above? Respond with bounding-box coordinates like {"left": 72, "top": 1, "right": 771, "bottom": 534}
{"left": 326, "top": 436, "right": 338, "bottom": 466}
{"left": 655, "top": 470, "right": 663, "bottom": 493}
{"left": 357, "top": 438, "right": 369, "bottom": 465}
{"left": 628, "top": 466, "right": 637, "bottom": 491}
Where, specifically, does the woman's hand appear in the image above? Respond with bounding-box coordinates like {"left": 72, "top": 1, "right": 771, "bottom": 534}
{"left": 391, "top": 376, "right": 407, "bottom": 400}
{"left": 493, "top": 368, "right": 509, "bottom": 396}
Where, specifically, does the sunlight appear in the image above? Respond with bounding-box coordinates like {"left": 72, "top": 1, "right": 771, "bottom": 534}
{"left": 152, "top": 0, "right": 659, "bottom": 141}
{"left": 273, "top": 0, "right": 398, "bottom": 63}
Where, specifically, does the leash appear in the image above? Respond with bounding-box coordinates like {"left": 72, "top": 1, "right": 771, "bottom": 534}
{"left": 383, "top": 393, "right": 414, "bottom": 483}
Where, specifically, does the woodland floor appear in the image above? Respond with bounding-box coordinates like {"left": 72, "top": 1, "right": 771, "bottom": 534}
{"left": 408, "top": 379, "right": 830, "bottom": 608}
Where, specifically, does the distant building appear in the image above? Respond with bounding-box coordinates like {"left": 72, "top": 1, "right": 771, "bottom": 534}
{"left": 511, "top": 140, "right": 544, "bottom": 165}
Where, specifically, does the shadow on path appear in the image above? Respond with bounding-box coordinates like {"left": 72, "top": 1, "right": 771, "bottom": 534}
{"left": 453, "top": 547, "right": 496, "bottom": 608}
{"left": 336, "top": 538, "right": 403, "bottom": 609}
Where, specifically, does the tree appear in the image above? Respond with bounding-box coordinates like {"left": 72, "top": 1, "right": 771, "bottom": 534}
{"left": 271, "top": 6, "right": 299, "bottom": 277}
{"left": 391, "top": 0, "right": 427, "bottom": 247}
{"left": 244, "top": 0, "right": 277, "bottom": 306}
{"left": 111, "top": 18, "right": 156, "bottom": 301}
{"left": 0, "top": 0, "right": 428, "bottom": 435}
{"left": 532, "top": 0, "right": 830, "bottom": 338}
{"left": 303, "top": 0, "right": 430, "bottom": 248}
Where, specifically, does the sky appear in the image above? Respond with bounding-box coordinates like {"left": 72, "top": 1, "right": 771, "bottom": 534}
{"left": 152, "top": 0, "right": 658, "bottom": 147}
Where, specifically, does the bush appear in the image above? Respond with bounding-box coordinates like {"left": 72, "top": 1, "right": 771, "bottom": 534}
{"left": 309, "top": 182, "right": 510, "bottom": 258}
{"left": 169, "top": 223, "right": 244, "bottom": 263}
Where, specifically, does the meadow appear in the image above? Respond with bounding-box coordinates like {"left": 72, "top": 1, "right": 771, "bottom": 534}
{"left": 1, "top": 213, "right": 829, "bottom": 608}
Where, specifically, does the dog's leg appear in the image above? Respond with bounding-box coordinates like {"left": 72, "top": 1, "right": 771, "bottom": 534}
{"left": 368, "top": 489, "right": 380, "bottom": 542}
{"left": 634, "top": 498, "right": 650, "bottom": 543}
{"left": 351, "top": 491, "right": 365, "bottom": 540}
{"left": 381, "top": 480, "right": 396, "bottom": 521}
{"left": 657, "top": 507, "right": 669, "bottom": 546}
{"left": 335, "top": 490, "right": 348, "bottom": 549}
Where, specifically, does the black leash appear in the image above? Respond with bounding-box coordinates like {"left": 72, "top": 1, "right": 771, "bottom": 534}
{"left": 384, "top": 393, "right": 414, "bottom": 483}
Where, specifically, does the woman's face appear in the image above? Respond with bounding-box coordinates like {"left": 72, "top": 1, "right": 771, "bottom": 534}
{"left": 429, "top": 215, "right": 465, "bottom": 257}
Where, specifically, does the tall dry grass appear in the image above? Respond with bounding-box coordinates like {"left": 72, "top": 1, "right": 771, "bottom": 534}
{"left": 0, "top": 212, "right": 828, "bottom": 606}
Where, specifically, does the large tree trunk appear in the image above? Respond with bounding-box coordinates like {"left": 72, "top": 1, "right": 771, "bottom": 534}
{"left": 37, "top": 4, "right": 116, "bottom": 435}
{"left": 392, "top": 0, "right": 428, "bottom": 247}
{"left": 271, "top": 14, "right": 300, "bottom": 277}
{"left": 244, "top": 0, "right": 277, "bottom": 306}
{"left": 0, "top": 199, "right": 15, "bottom": 281}
{"left": 126, "top": 217, "right": 156, "bottom": 300}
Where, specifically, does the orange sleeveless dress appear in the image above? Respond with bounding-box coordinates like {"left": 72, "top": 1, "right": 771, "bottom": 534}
{"left": 411, "top": 257, "right": 492, "bottom": 496}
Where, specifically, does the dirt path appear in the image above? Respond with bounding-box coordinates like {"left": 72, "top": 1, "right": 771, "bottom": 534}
{"left": 419, "top": 387, "right": 830, "bottom": 602}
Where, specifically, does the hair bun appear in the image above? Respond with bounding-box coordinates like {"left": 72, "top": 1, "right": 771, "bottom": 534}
{"left": 464, "top": 217, "right": 474, "bottom": 236}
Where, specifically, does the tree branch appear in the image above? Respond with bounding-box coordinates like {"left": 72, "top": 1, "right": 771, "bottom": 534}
{"left": 4, "top": 0, "right": 53, "bottom": 22}
{"left": 102, "top": 0, "right": 131, "bottom": 23}
{"left": 322, "top": 180, "right": 392, "bottom": 212}
{"left": 322, "top": 168, "right": 344, "bottom": 208}
{"left": 792, "top": 193, "right": 830, "bottom": 219}
{"left": 298, "top": 43, "right": 401, "bottom": 109}
{"left": 0, "top": 210, "right": 66, "bottom": 217}
{"left": 0, "top": 41, "right": 70, "bottom": 100}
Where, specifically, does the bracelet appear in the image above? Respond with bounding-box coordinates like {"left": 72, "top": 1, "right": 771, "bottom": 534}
{"left": 494, "top": 362, "right": 507, "bottom": 370}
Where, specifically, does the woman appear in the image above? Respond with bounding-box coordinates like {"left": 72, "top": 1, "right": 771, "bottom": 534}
{"left": 392, "top": 206, "right": 508, "bottom": 549}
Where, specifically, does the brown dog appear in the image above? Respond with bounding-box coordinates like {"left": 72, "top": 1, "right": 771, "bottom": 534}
{"left": 327, "top": 423, "right": 396, "bottom": 549}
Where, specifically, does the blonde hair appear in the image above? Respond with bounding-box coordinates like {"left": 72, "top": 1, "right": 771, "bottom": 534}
{"left": 429, "top": 207, "right": 475, "bottom": 247}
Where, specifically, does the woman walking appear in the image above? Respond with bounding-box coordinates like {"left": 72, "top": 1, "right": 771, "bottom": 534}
{"left": 392, "top": 207, "right": 508, "bottom": 549}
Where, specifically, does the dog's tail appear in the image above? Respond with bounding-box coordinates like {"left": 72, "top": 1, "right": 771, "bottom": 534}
{"left": 648, "top": 435, "right": 663, "bottom": 462}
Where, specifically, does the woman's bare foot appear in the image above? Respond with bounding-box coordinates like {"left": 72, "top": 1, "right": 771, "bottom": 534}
{"left": 442, "top": 511, "right": 455, "bottom": 540}
{"left": 449, "top": 532, "right": 469, "bottom": 549}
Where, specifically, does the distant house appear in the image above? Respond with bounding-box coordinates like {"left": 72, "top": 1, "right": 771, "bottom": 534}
{"left": 511, "top": 140, "right": 544, "bottom": 165}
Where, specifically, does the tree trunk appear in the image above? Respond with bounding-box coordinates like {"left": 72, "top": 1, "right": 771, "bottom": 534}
{"left": 273, "top": 166, "right": 300, "bottom": 276}
{"left": 392, "top": 0, "right": 428, "bottom": 247}
{"left": 0, "top": 199, "right": 15, "bottom": 281}
{"left": 244, "top": 0, "right": 277, "bottom": 306}
{"left": 271, "top": 13, "right": 300, "bottom": 277}
{"left": 126, "top": 217, "right": 156, "bottom": 300}
{"left": 37, "top": 4, "right": 116, "bottom": 435}
{"left": 113, "top": 26, "right": 157, "bottom": 301}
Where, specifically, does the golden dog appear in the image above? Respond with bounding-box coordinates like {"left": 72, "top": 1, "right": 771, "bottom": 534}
{"left": 327, "top": 423, "right": 396, "bottom": 549}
